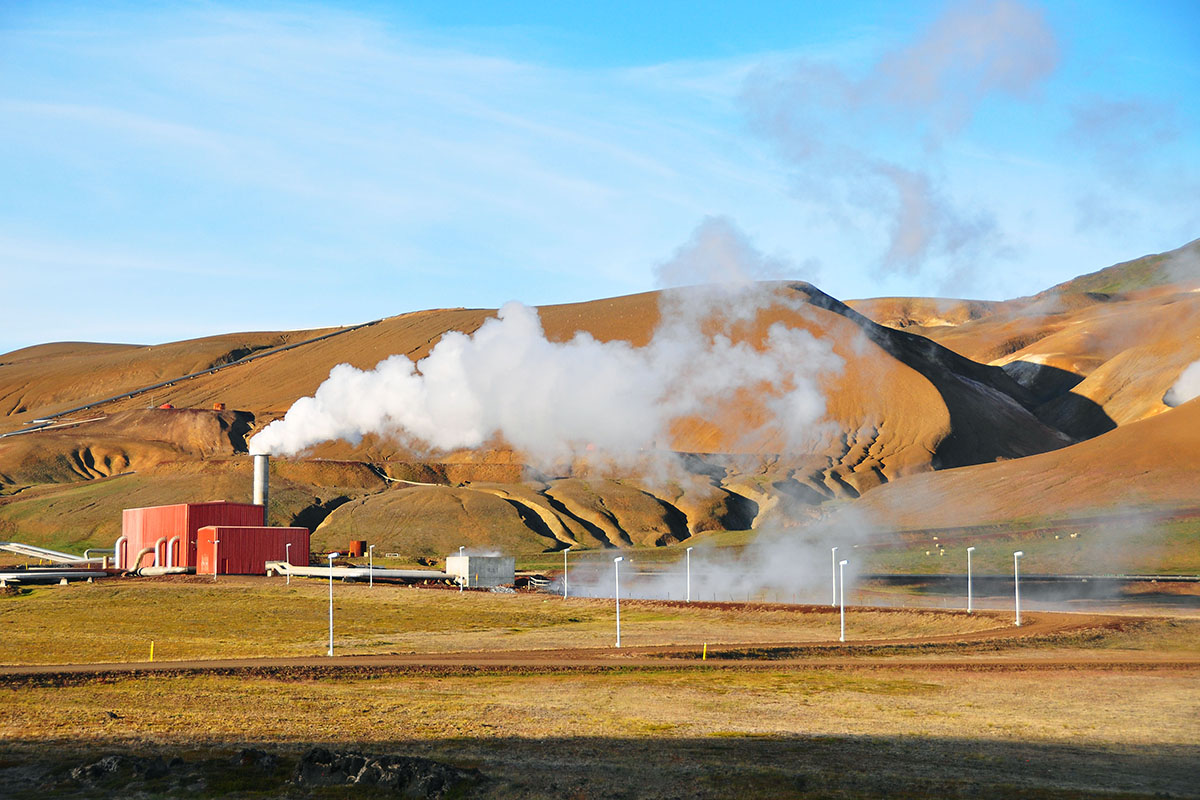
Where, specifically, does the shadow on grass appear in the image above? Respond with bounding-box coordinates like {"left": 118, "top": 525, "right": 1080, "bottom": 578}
{"left": 1, "top": 733, "right": 1195, "bottom": 799}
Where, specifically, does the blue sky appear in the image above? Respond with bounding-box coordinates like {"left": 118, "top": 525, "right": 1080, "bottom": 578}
{"left": 1, "top": 0, "right": 1197, "bottom": 353}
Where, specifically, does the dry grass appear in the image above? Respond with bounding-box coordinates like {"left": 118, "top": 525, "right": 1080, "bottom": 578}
{"left": 1, "top": 667, "right": 1196, "bottom": 798}
{"left": 2, "top": 580, "right": 1199, "bottom": 798}
{"left": 0, "top": 578, "right": 1005, "bottom": 665}
{"left": 4, "top": 668, "right": 1195, "bottom": 748}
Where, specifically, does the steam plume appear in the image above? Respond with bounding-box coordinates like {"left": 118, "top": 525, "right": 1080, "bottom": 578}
{"left": 1164, "top": 359, "right": 1200, "bottom": 407}
{"left": 250, "top": 219, "right": 841, "bottom": 465}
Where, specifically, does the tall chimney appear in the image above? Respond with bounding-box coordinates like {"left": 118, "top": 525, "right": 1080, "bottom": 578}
{"left": 253, "top": 454, "right": 269, "bottom": 511}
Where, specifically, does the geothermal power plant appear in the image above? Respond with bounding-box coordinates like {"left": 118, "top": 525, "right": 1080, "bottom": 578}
{"left": 1, "top": 453, "right": 515, "bottom": 588}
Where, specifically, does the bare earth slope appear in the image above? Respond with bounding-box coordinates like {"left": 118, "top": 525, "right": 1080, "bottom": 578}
{"left": 851, "top": 240, "right": 1200, "bottom": 442}
{"left": 850, "top": 397, "right": 1200, "bottom": 531}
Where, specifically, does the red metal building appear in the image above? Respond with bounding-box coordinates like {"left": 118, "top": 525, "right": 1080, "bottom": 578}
{"left": 119, "top": 502, "right": 265, "bottom": 569}
{"left": 197, "top": 526, "right": 310, "bottom": 575}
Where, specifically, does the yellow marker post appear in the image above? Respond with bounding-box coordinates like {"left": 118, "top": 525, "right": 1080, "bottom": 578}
{"left": 702, "top": 643, "right": 707, "bottom": 661}
{"left": 149, "top": 641, "right": 154, "bottom": 662}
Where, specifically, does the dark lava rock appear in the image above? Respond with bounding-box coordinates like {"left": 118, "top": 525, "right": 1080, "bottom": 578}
{"left": 295, "top": 747, "right": 484, "bottom": 797}
{"left": 230, "top": 747, "right": 279, "bottom": 772}
{"left": 70, "top": 754, "right": 181, "bottom": 783}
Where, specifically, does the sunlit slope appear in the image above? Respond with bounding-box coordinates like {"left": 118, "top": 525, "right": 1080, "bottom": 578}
{"left": 2, "top": 283, "right": 1069, "bottom": 493}
{"left": 0, "top": 330, "right": 342, "bottom": 433}
{"left": 850, "top": 397, "right": 1200, "bottom": 531}
{"left": 850, "top": 241, "right": 1200, "bottom": 441}
{"left": 0, "top": 280, "right": 1083, "bottom": 556}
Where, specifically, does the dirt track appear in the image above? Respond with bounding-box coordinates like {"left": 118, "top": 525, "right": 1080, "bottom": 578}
{"left": 3, "top": 609, "right": 1195, "bottom": 683}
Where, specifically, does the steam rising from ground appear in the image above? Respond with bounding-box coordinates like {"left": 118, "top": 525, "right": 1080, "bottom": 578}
{"left": 560, "top": 511, "right": 873, "bottom": 604}
{"left": 1164, "top": 359, "right": 1200, "bottom": 407}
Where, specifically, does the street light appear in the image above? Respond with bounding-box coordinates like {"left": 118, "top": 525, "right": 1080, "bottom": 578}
{"left": 562, "top": 546, "right": 571, "bottom": 599}
{"left": 686, "top": 546, "right": 694, "bottom": 603}
{"left": 838, "top": 559, "right": 849, "bottom": 642}
{"left": 212, "top": 538, "right": 220, "bottom": 582}
{"left": 327, "top": 551, "right": 341, "bottom": 656}
{"left": 614, "top": 556, "right": 624, "bottom": 648}
{"left": 458, "top": 546, "right": 465, "bottom": 592}
{"left": 830, "top": 546, "right": 838, "bottom": 607}
{"left": 966, "top": 546, "right": 976, "bottom": 613}
{"left": 1013, "top": 551, "right": 1025, "bottom": 627}
{"left": 285, "top": 542, "right": 292, "bottom": 586}
{"left": 368, "top": 544, "right": 375, "bottom": 589}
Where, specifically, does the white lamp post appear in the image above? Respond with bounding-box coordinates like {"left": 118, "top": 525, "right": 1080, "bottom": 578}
{"left": 368, "top": 544, "right": 375, "bottom": 589}
{"left": 838, "top": 559, "right": 849, "bottom": 642}
{"left": 212, "top": 538, "right": 220, "bottom": 582}
{"left": 966, "top": 546, "right": 976, "bottom": 613}
{"left": 459, "top": 545, "right": 465, "bottom": 592}
{"left": 327, "top": 551, "right": 340, "bottom": 656}
{"left": 830, "top": 546, "right": 838, "bottom": 607}
{"left": 1013, "top": 550, "right": 1024, "bottom": 627}
{"left": 614, "top": 556, "right": 624, "bottom": 648}
{"left": 285, "top": 542, "right": 292, "bottom": 585}
{"left": 686, "top": 546, "right": 694, "bottom": 603}
{"left": 563, "top": 546, "right": 571, "bottom": 599}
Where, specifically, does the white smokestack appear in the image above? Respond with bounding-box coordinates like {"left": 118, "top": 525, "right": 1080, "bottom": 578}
{"left": 253, "top": 453, "right": 269, "bottom": 509}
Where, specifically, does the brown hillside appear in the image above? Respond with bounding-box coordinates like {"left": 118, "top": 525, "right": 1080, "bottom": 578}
{"left": 849, "top": 397, "right": 1200, "bottom": 531}
{"left": 5, "top": 238, "right": 1198, "bottom": 559}
{"left": 0, "top": 330, "right": 336, "bottom": 428}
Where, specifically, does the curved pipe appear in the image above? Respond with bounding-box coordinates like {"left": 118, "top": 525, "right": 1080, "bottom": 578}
{"left": 114, "top": 536, "right": 128, "bottom": 570}
{"left": 152, "top": 537, "right": 167, "bottom": 567}
{"left": 135, "top": 566, "right": 192, "bottom": 577}
{"left": 166, "top": 536, "right": 181, "bottom": 568}
{"left": 129, "top": 546, "right": 155, "bottom": 571}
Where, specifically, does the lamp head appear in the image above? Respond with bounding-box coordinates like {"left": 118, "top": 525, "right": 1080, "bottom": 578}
{"left": 1014, "top": 550, "right": 1024, "bottom": 558}
{"left": 967, "top": 546, "right": 976, "bottom": 553}
{"left": 614, "top": 556, "right": 624, "bottom": 563}
{"left": 329, "top": 551, "right": 341, "bottom": 559}
{"left": 839, "top": 559, "right": 848, "bottom": 566}
{"left": 686, "top": 546, "right": 694, "bottom": 553}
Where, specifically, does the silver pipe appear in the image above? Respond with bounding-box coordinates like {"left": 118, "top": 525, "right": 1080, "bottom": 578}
{"left": 129, "top": 546, "right": 155, "bottom": 571}
{"left": 253, "top": 454, "right": 269, "bottom": 510}
{"left": 135, "top": 566, "right": 192, "bottom": 577}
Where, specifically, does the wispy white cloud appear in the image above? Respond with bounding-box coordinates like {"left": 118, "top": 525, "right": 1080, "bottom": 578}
{"left": 740, "top": 0, "right": 1058, "bottom": 290}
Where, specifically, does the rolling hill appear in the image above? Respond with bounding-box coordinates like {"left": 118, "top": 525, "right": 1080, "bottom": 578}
{"left": 2, "top": 240, "right": 1198, "bottom": 564}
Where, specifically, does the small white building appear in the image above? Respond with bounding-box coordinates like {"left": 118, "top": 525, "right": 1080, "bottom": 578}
{"left": 445, "top": 554, "right": 515, "bottom": 588}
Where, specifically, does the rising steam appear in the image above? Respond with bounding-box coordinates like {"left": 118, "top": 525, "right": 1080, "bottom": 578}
{"left": 250, "top": 245, "right": 842, "bottom": 466}
{"left": 1164, "top": 358, "right": 1200, "bottom": 407}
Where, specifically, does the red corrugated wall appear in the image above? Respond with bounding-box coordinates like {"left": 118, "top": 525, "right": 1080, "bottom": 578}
{"left": 196, "top": 526, "right": 310, "bottom": 575}
{"left": 184, "top": 503, "right": 265, "bottom": 568}
{"left": 121, "top": 502, "right": 265, "bottom": 568}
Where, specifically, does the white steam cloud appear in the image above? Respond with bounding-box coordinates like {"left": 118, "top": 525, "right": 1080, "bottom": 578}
{"left": 250, "top": 218, "right": 841, "bottom": 465}
{"left": 560, "top": 509, "right": 875, "bottom": 605}
{"left": 1164, "top": 359, "right": 1200, "bottom": 408}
